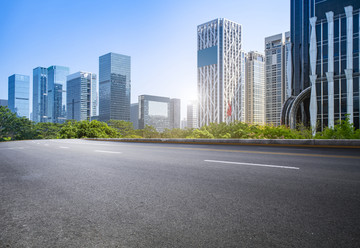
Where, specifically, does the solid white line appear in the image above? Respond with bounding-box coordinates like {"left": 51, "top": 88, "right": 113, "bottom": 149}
{"left": 204, "top": 160, "right": 300, "bottom": 170}
{"left": 49, "top": 140, "right": 114, "bottom": 146}
{"left": 0, "top": 147, "right": 25, "bottom": 150}
{"left": 95, "top": 150, "right": 122, "bottom": 154}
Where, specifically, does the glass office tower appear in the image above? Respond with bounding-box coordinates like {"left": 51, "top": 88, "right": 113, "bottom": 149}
{"left": 197, "top": 18, "right": 245, "bottom": 127}
{"left": 265, "top": 32, "right": 290, "bottom": 126}
{"left": 311, "top": 1, "right": 360, "bottom": 131}
{"left": 187, "top": 100, "right": 198, "bottom": 129}
{"left": 0, "top": 99, "right": 8, "bottom": 107}
{"left": 66, "top": 72, "right": 97, "bottom": 121}
{"left": 139, "top": 95, "right": 171, "bottom": 132}
{"left": 47, "top": 66, "right": 70, "bottom": 123}
{"left": 282, "top": 0, "right": 360, "bottom": 133}
{"left": 8, "top": 74, "right": 30, "bottom": 118}
{"left": 245, "top": 51, "right": 265, "bottom": 125}
{"left": 99, "top": 52, "right": 131, "bottom": 122}
{"left": 33, "top": 67, "right": 48, "bottom": 122}
{"left": 130, "top": 103, "right": 139, "bottom": 129}
{"left": 170, "top": 98, "right": 181, "bottom": 129}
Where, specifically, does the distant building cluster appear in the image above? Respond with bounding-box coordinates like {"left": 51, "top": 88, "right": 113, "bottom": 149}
{"left": 6, "top": 52, "right": 181, "bottom": 132}
{"left": 6, "top": 0, "right": 359, "bottom": 133}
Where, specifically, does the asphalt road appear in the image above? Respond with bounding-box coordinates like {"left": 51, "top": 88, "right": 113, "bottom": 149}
{"left": 0, "top": 139, "right": 360, "bottom": 248}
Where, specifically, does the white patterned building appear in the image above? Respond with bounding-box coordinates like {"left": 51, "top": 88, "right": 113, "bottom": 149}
{"left": 197, "top": 18, "right": 245, "bottom": 127}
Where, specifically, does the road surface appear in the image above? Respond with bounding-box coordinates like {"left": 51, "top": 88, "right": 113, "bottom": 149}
{"left": 0, "top": 139, "right": 359, "bottom": 247}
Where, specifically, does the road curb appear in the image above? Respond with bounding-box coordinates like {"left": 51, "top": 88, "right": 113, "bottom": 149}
{"left": 83, "top": 138, "right": 360, "bottom": 148}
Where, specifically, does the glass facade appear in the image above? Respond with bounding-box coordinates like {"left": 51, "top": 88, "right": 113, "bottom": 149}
{"left": 314, "top": 3, "right": 360, "bottom": 130}
{"left": 47, "top": 66, "right": 70, "bottom": 123}
{"left": 66, "top": 72, "right": 97, "bottom": 121}
{"left": 130, "top": 103, "right": 139, "bottom": 129}
{"left": 8, "top": 74, "right": 30, "bottom": 118}
{"left": 99, "top": 52, "right": 131, "bottom": 122}
{"left": 265, "top": 33, "right": 289, "bottom": 126}
{"left": 139, "top": 95, "right": 171, "bottom": 132}
{"left": 33, "top": 67, "right": 48, "bottom": 122}
{"left": 187, "top": 100, "right": 198, "bottom": 129}
{"left": 0, "top": 99, "right": 8, "bottom": 107}
{"left": 246, "top": 51, "right": 265, "bottom": 125}
{"left": 170, "top": 98, "right": 181, "bottom": 129}
{"left": 285, "top": 0, "right": 359, "bottom": 130}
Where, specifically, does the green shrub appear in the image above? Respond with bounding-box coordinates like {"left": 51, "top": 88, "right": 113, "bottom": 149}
{"left": 316, "top": 115, "right": 360, "bottom": 139}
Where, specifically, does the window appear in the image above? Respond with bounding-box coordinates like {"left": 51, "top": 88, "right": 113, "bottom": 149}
{"left": 341, "top": 18, "right": 346, "bottom": 37}
{"left": 334, "top": 19, "right": 339, "bottom": 38}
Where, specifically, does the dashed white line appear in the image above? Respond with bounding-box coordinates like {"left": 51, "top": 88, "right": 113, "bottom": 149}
{"left": 94, "top": 150, "right": 122, "bottom": 154}
{"left": 204, "top": 160, "right": 300, "bottom": 170}
{"left": 59, "top": 146, "right": 69, "bottom": 149}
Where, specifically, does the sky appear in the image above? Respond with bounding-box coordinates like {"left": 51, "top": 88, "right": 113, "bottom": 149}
{"left": 0, "top": 0, "right": 290, "bottom": 119}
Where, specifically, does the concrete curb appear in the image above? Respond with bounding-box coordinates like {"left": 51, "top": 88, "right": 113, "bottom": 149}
{"left": 83, "top": 138, "right": 360, "bottom": 148}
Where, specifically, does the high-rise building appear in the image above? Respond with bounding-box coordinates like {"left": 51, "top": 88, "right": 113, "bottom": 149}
{"left": 66, "top": 72, "right": 97, "bottom": 121}
{"left": 99, "top": 52, "right": 131, "bottom": 122}
{"left": 187, "top": 100, "right": 198, "bottom": 129}
{"left": 47, "top": 66, "right": 70, "bottom": 123}
{"left": 245, "top": 51, "right": 265, "bottom": 125}
{"left": 33, "top": 67, "right": 48, "bottom": 123}
{"left": 8, "top": 74, "right": 30, "bottom": 118}
{"left": 170, "top": 98, "right": 181, "bottom": 129}
{"left": 139, "top": 95, "right": 180, "bottom": 132}
{"left": 181, "top": 118, "right": 187, "bottom": 129}
{"left": 0, "top": 99, "right": 8, "bottom": 107}
{"left": 282, "top": 0, "right": 360, "bottom": 132}
{"left": 197, "top": 18, "right": 245, "bottom": 127}
{"left": 130, "top": 103, "right": 139, "bottom": 129}
{"left": 265, "top": 32, "right": 291, "bottom": 126}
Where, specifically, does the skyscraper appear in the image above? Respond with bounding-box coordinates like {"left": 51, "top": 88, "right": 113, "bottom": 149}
{"left": 99, "top": 52, "right": 131, "bottom": 122}
{"left": 66, "top": 72, "right": 97, "bottom": 121}
{"left": 33, "top": 67, "right": 48, "bottom": 123}
{"left": 170, "top": 98, "right": 181, "bottom": 129}
{"left": 47, "top": 66, "right": 70, "bottom": 123}
{"left": 197, "top": 18, "right": 245, "bottom": 127}
{"left": 282, "top": 0, "right": 360, "bottom": 133}
{"left": 265, "top": 32, "right": 290, "bottom": 126}
{"left": 130, "top": 103, "right": 139, "bottom": 129}
{"left": 245, "top": 51, "right": 265, "bottom": 125}
{"left": 187, "top": 100, "right": 198, "bottom": 129}
{"left": 8, "top": 74, "right": 30, "bottom": 118}
{"left": 0, "top": 99, "right": 8, "bottom": 107}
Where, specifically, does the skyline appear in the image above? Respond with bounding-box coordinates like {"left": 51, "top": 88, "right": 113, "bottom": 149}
{"left": 0, "top": 0, "right": 290, "bottom": 119}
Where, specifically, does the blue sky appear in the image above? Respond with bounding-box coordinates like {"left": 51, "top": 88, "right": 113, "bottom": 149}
{"left": 0, "top": 0, "right": 290, "bottom": 118}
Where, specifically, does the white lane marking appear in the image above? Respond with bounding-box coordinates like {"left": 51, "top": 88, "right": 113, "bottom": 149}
{"left": 59, "top": 146, "right": 69, "bottom": 149}
{"left": 44, "top": 144, "right": 49, "bottom": 146}
{"left": 95, "top": 150, "right": 122, "bottom": 154}
{"left": 204, "top": 160, "right": 300, "bottom": 170}
{"left": 0, "top": 147, "right": 25, "bottom": 150}
{"left": 49, "top": 140, "right": 114, "bottom": 146}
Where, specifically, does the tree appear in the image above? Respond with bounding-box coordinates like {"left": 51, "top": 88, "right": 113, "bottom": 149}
{"left": 107, "top": 120, "right": 135, "bottom": 137}
{"left": 58, "top": 120, "right": 120, "bottom": 139}
{"left": 139, "top": 125, "right": 160, "bottom": 138}
{"left": 34, "top": 122, "right": 62, "bottom": 139}
{"left": 0, "top": 106, "right": 38, "bottom": 141}
{"left": 0, "top": 106, "right": 18, "bottom": 140}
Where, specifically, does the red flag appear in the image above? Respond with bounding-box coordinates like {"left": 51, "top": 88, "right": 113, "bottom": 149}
{"left": 227, "top": 102, "right": 232, "bottom": 117}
